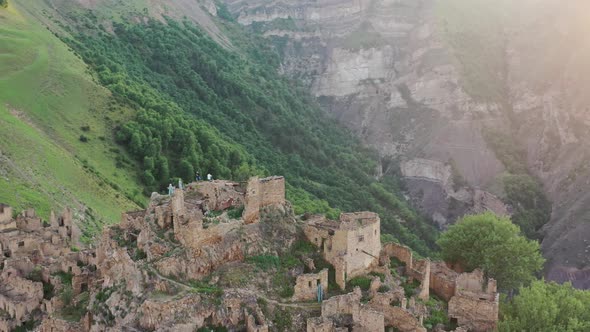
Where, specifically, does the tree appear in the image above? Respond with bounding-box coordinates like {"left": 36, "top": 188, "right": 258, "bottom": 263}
{"left": 437, "top": 212, "right": 544, "bottom": 291}
{"left": 0, "top": 0, "right": 7, "bottom": 9}
{"left": 499, "top": 280, "right": 590, "bottom": 331}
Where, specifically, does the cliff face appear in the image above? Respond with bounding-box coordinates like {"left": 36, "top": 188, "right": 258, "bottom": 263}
{"left": 223, "top": 0, "right": 590, "bottom": 287}
{"left": 224, "top": 0, "right": 508, "bottom": 222}
{"left": 506, "top": 0, "right": 590, "bottom": 288}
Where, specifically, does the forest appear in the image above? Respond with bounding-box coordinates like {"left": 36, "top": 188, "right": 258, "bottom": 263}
{"left": 58, "top": 13, "right": 438, "bottom": 256}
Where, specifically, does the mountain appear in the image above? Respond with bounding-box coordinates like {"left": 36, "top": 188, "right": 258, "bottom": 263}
{"left": 220, "top": 0, "right": 590, "bottom": 288}
{"left": 2, "top": 0, "right": 588, "bottom": 287}
{"left": 0, "top": 0, "right": 439, "bottom": 254}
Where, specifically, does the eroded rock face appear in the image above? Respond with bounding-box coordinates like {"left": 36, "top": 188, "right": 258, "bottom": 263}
{"left": 222, "top": 0, "right": 590, "bottom": 286}
{"left": 223, "top": 0, "right": 507, "bottom": 228}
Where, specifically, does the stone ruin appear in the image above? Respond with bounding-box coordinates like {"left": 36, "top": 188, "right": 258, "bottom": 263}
{"left": 302, "top": 214, "right": 499, "bottom": 332}
{"left": 307, "top": 287, "right": 385, "bottom": 332}
{"left": 0, "top": 206, "right": 95, "bottom": 331}
{"left": 303, "top": 211, "right": 381, "bottom": 289}
{"left": 381, "top": 242, "right": 499, "bottom": 332}
{"left": 292, "top": 268, "right": 329, "bottom": 302}
{"left": 242, "top": 176, "right": 286, "bottom": 224}
{"left": 0, "top": 175, "right": 499, "bottom": 331}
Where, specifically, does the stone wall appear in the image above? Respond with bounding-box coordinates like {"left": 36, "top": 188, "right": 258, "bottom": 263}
{"left": 355, "top": 307, "right": 385, "bottom": 332}
{"left": 448, "top": 270, "right": 499, "bottom": 331}
{"left": 292, "top": 268, "right": 329, "bottom": 301}
{"left": 412, "top": 259, "right": 430, "bottom": 301}
{"left": 242, "top": 176, "right": 285, "bottom": 224}
{"left": 338, "top": 212, "right": 381, "bottom": 279}
{"left": 0, "top": 204, "right": 15, "bottom": 232}
{"left": 307, "top": 317, "right": 335, "bottom": 332}
{"left": 0, "top": 270, "right": 44, "bottom": 326}
{"left": 0, "top": 204, "right": 12, "bottom": 224}
{"left": 381, "top": 242, "right": 413, "bottom": 270}
{"left": 245, "top": 308, "right": 269, "bottom": 332}
{"left": 448, "top": 295, "right": 499, "bottom": 332}
{"left": 385, "top": 306, "right": 426, "bottom": 332}
{"left": 189, "top": 180, "right": 244, "bottom": 212}
{"left": 304, "top": 212, "right": 380, "bottom": 289}
{"left": 321, "top": 287, "right": 361, "bottom": 318}
{"left": 455, "top": 269, "right": 496, "bottom": 299}
{"left": 429, "top": 261, "right": 457, "bottom": 301}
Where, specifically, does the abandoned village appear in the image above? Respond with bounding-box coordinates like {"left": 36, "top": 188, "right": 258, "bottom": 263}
{"left": 1, "top": 176, "right": 498, "bottom": 331}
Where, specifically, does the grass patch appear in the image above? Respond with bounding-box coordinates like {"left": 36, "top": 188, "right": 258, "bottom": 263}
{"left": 347, "top": 276, "right": 372, "bottom": 291}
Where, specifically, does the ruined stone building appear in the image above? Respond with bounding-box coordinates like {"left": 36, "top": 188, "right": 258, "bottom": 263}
{"left": 304, "top": 212, "right": 381, "bottom": 289}
{"left": 302, "top": 223, "right": 498, "bottom": 332}
{"left": 382, "top": 243, "right": 499, "bottom": 332}
{"left": 307, "top": 287, "right": 385, "bottom": 332}
{"left": 1, "top": 175, "right": 499, "bottom": 331}
{"left": 292, "top": 268, "right": 329, "bottom": 302}
{"left": 0, "top": 206, "right": 95, "bottom": 331}
{"left": 243, "top": 176, "right": 286, "bottom": 224}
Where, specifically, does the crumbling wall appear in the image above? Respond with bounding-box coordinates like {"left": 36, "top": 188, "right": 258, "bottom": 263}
{"left": 15, "top": 212, "right": 42, "bottom": 232}
{"left": 384, "top": 306, "right": 426, "bottom": 332}
{"left": 242, "top": 176, "right": 285, "bottom": 224}
{"left": 306, "top": 317, "right": 335, "bottom": 332}
{"left": 293, "top": 269, "right": 329, "bottom": 301}
{"left": 120, "top": 210, "right": 146, "bottom": 230}
{"left": 448, "top": 270, "right": 499, "bottom": 332}
{"left": 190, "top": 180, "right": 243, "bottom": 212}
{"left": 321, "top": 287, "right": 361, "bottom": 318}
{"left": 0, "top": 204, "right": 16, "bottom": 232}
{"left": 355, "top": 307, "right": 385, "bottom": 332}
{"left": 245, "top": 308, "right": 269, "bottom": 332}
{"left": 316, "top": 288, "right": 386, "bottom": 331}
{"left": 381, "top": 242, "right": 413, "bottom": 270}
{"left": 455, "top": 269, "right": 496, "bottom": 299}
{"left": 412, "top": 259, "right": 430, "bottom": 301}
{"left": 0, "top": 271, "right": 44, "bottom": 325}
{"left": 303, "top": 212, "right": 380, "bottom": 289}
{"left": 448, "top": 294, "right": 499, "bottom": 332}
{"left": 429, "top": 261, "right": 457, "bottom": 301}
{"left": 0, "top": 204, "right": 13, "bottom": 224}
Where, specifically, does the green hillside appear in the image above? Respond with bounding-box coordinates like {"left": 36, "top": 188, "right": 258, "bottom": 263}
{"left": 0, "top": 2, "right": 143, "bottom": 241}
{"left": 0, "top": 0, "right": 439, "bottom": 255}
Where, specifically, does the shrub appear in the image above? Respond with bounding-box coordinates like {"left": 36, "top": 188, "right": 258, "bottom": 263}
{"left": 246, "top": 255, "right": 280, "bottom": 271}
{"left": 347, "top": 276, "right": 372, "bottom": 291}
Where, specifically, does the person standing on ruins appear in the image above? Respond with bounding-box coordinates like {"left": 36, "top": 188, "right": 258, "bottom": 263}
{"left": 196, "top": 172, "right": 201, "bottom": 181}
{"left": 207, "top": 173, "right": 213, "bottom": 181}
{"left": 168, "top": 183, "right": 175, "bottom": 196}
{"left": 178, "top": 178, "right": 183, "bottom": 190}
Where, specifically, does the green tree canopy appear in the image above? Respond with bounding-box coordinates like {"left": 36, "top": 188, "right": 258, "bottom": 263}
{"left": 437, "top": 212, "right": 544, "bottom": 290}
{"left": 499, "top": 280, "right": 590, "bottom": 331}
{"left": 0, "top": 0, "right": 7, "bottom": 8}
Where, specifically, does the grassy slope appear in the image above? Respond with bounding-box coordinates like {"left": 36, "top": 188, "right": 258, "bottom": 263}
{"left": 0, "top": 2, "right": 143, "bottom": 240}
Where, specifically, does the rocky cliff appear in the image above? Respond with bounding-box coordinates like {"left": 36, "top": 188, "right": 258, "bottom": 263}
{"left": 222, "top": 0, "right": 590, "bottom": 287}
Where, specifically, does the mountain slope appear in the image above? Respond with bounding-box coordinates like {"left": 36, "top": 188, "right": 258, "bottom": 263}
{"left": 0, "top": 2, "right": 142, "bottom": 241}
{"left": 221, "top": 0, "right": 590, "bottom": 287}
{"left": 1, "top": 0, "right": 440, "bottom": 255}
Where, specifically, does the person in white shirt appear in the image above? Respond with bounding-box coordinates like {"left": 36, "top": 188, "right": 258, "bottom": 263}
{"left": 207, "top": 173, "right": 213, "bottom": 181}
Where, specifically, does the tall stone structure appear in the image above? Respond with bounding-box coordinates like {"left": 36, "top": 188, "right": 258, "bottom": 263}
{"left": 304, "top": 212, "right": 381, "bottom": 289}
{"left": 242, "top": 176, "right": 286, "bottom": 224}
